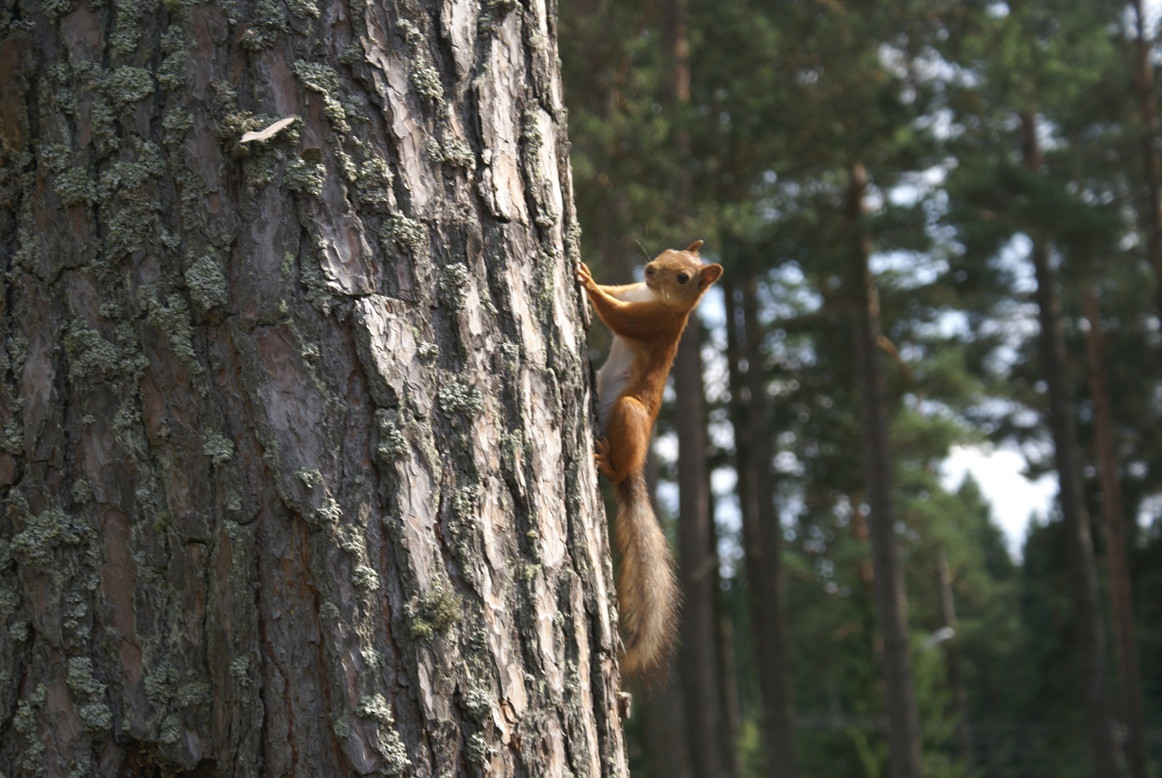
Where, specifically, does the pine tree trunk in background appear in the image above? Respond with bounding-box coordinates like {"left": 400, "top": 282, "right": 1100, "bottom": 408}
{"left": 1083, "top": 280, "right": 1147, "bottom": 778}
{"left": 1021, "top": 112, "right": 1120, "bottom": 778}
{"left": 674, "top": 325, "right": 725, "bottom": 778}
{"left": 724, "top": 268, "right": 799, "bottom": 778}
{"left": 1130, "top": 0, "right": 1162, "bottom": 324}
{"left": 0, "top": 0, "right": 628, "bottom": 774}
{"left": 664, "top": 0, "right": 725, "bottom": 772}
{"left": 846, "top": 162, "right": 922, "bottom": 778}
{"left": 935, "top": 548, "right": 973, "bottom": 767}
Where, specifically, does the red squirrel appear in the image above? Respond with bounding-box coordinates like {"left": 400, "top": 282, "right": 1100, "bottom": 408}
{"left": 576, "top": 240, "right": 723, "bottom": 678}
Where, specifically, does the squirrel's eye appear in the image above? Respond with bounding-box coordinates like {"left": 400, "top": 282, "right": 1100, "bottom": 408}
{"left": 677, "top": 273, "right": 690, "bottom": 284}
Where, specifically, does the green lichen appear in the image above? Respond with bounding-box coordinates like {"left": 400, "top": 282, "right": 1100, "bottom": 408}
{"left": 14, "top": 683, "right": 47, "bottom": 770}
{"left": 293, "top": 61, "right": 349, "bottom": 131}
{"left": 12, "top": 508, "right": 94, "bottom": 568}
{"left": 79, "top": 701, "right": 114, "bottom": 731}
{"left": 105, "top": 66, "right": 155, "bottom": 105}
{"left": 352, "top": 563, "right": 379, "bottom": 591}
{"left": 185, "top": 254, "right": 229, "bottom": 311}
{"left": 89, "top": 95, "right": 120, "bottom": 154}
{"left": 201, "top": 431, "right": 234, "bottom": 464}
{"left": 284, "top": 157, "right": 325, "bottom": 196}
{"left": 54, "top": 166, "right": 95, "bottom": 207}
{"left": 66, "top": 657, "right": 104, "bottom": 697}
{"left": 380, "top": 732, "right": 411, "bottom": 774}
{"left": 158, "top": 49, "right": 188, "bottom": 91}
{"left": 354, "top": 156, "right": 393, "bottom": 209}
{"left": 71, "top": 479, "right": 91, "bottom": 505}
{"left": 239, "top": 0, "right": 288, "bottom": 50}
{"left": 286, "top": 0, "right": 318, "bottom": 18}
{"left": 139, "top": 291, "right": 198, "bottom": 368}
{"left": 296, "top": 467, "right": 324, "bottom": 488}
{"left": 467, "top": 732, "right": 496, "bottom": 764}
{"left": 425, "top": 136, "right": 475, "bottom": 169}
{"left": 408, "top": 584, "right": 461, "bottom": 640}
{"left": 102, "top": 202, "right": 158, "bottom": 257}
{"left": 461, "top": 686, "right": 493, "bottom": 723}
{"left": 230, "top": 657, "right": 251, "bottom": 685}
{"left": 99, "top": 142, "right": 165, "bottom": 196}
{"left": 359, "top": 693, "right": 394, "bottom": 724}
{"left": 63, "top": 322, "right": 119, "bottom": 383}
{"left": 375, "top": 411, "right": 408, "bottom": 464}
{"left": 450, "top": 484, "right": 479, "bottom": 522}
{"left": 438, "top": 262, "right": 470, "bottom": 310}
{"left": 379, "top": 215, "right": 426, "bottom": 254}
{"left": 437, "top": 379, "right": 483, "bottom": 420}
{"left": 409, "top": 65, "right": 444, "bottom": 103}
{"left": 521, "top": 109, "right": 545, "bottom": 152}
{"left": 315, "top": 496, "right": 342, "bottom": 524}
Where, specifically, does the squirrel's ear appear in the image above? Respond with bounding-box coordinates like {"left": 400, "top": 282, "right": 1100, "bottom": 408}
{"left": 698, "top": 263, "right": 723, "bottom": 289}
{"left": 685, "top": 239, "right": 704, "bottom": 254}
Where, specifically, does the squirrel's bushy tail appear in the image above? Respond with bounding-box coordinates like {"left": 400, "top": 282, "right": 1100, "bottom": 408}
{"left": 614, "top": 472, "right": 680, "bottom": 680}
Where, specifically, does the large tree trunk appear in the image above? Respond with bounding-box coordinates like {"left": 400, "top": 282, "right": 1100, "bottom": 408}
{"left": 1020, "top": 112, "right": 1121, "bottom": 778}
{"left": 0, "top": 0, "right": 628, "bottom": 775}
{"left": 846, "top": 162, "right": 922, "bottom": 778}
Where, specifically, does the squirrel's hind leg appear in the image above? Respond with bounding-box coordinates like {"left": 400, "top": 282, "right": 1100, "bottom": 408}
{"left": 597, "top": 396, "right": 652, "bottom": 484}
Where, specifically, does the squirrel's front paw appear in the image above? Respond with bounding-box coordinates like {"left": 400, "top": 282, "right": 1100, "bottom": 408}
{"left": 576, "top": 262, "right": 596, "bottom": 290}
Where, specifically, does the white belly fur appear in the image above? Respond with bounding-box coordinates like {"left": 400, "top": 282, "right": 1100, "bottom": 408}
{"left": 595, "top": 282, "right": 655, "bottom": 428}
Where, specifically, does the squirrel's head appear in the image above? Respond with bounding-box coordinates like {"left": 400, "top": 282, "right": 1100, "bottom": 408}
{"left": 644, "top": 240, "right": 723, "bottom": 307}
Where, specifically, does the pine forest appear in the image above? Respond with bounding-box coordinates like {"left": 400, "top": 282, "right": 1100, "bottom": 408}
{"left": 561, "top": 0, "right": 1162, "bottom": 776}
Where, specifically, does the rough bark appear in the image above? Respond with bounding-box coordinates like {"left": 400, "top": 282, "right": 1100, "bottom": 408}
{"left": 0, "top": 0, "right": 628, "bottom": 775}
{"left": 846, "top": 162, "right": 922, "bottom": 778}
{"left": 1020, "top": 112, "right": 1121, "bottom": 778}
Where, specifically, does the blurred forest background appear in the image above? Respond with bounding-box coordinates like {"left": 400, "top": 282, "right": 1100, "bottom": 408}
{"left": 558, "top": 0, "right": 1162, "bottom": 776}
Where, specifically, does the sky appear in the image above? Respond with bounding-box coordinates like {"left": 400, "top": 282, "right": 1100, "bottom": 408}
{"left": 940, "top": 443, "right": 1058, "bottom": 557}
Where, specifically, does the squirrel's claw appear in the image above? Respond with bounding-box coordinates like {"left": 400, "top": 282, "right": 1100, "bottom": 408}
{"left": 576, "top": 262, "right": 596, "bottom": 290}
{"left": 594, "top": 438, "right": 615, "bottom": 479}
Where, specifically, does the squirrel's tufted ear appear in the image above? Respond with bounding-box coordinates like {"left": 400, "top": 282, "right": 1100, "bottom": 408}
{"left": 698, "top": 263, "right": 723, "bottom": 289}
{"left": 684, "top": 240, "right": 704, "bottom": 254}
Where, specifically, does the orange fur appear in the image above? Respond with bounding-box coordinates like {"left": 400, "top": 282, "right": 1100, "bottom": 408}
{"left": 577, "top": 241, "right": 723, "bottom": 679}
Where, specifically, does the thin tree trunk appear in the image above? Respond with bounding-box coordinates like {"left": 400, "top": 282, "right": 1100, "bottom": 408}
{"left": 846, "top": 161, "right": 923, "bottom": 778}
{"left": 1130, "top": 0, "right": 1162, "bottom": 322}
{"left": 1020, "top": 112, "right": 1121, "bottom": 778}
{"left": 734, "top": 264, "right": 799, "bottom": 775}
{"left": 675, "top": 323, "right": 725, "bottom": 778}
{"left": 1083, "top": 280, "right": 1148, "bottom": 778}
{"left": 665, "top": 0, "right": 725, "bottom": 772}
{"left": 640, "top": 456, "right": 694, "bottom": 778}
{"left": 0, "top": 0, "right": 626, "bottom": 774}
{"left": 936, "top": 548, "right": 973, "bottom": 767}
{"left": 711, "top": 491, "right": 743, "bottom": 778}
